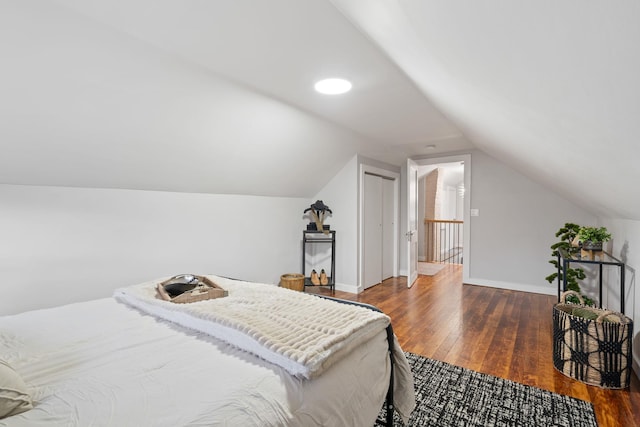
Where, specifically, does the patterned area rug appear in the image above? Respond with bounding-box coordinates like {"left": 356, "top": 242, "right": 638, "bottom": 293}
{"left": 378, "top": 352, "right": 598, "bottom": 427}
{"left": 417, "top": 262, "right": 446, "bottom": 276}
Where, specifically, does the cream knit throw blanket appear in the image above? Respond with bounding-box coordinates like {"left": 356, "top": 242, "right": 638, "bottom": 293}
{"left": 114, "top": 275, "right": 390, "bottom": 379}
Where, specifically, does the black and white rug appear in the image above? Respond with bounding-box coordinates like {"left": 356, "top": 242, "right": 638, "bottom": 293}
{"left": 378, "top": 352, "right": 598, "bottom": 426}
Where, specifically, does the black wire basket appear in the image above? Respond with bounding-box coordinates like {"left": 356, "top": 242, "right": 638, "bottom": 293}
{"left": 553, "top": 291, "right": 633, "bottom": 389}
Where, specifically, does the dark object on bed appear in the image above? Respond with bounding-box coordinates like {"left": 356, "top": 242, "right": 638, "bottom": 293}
{"left": 162, "top": 275, "right": 199, "bottom": 297}
{"left": 161, "top": 274, "right": 200, "bottom": 296}
{"left": 163, "top": 283, "right": 196, "bottom": 297}
{"left": 156, "top": 274, "right": 228, "bottom": 303}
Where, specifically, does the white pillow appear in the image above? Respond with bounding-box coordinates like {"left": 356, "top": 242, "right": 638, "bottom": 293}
{"left": 0, "top": 360, "right": 33, "bottom": 419}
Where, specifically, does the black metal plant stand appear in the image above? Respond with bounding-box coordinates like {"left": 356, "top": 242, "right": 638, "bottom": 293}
{"left": 557, "top": 247, "right": 626, "bottom": 313}
{"left": 302, "top": 230, "right": 336, "bottom": 292}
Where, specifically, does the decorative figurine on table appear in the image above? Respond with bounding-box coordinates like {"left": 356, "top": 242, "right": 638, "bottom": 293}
{"left": 304, "top": 200, "right": 332, "bottom": 234}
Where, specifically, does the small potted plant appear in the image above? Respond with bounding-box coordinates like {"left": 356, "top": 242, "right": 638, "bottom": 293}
{"left": 546, "top": 223, "right": 592, "bottom": 306}
{"left": 577, "top": 226, "right": 611, "bottom": 251}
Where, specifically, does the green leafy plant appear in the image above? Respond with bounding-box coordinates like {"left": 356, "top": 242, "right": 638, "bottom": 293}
{"left": 577, "top": 226, "right": 611, "bottom": 244}
{"left": 545, "top": 223, "right": 594, "bottom": 306}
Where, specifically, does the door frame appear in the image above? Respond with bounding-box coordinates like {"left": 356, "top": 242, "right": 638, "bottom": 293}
{"left": 406, "top": 158, "right": 419, "bottom": 288}
{"left": 358, "top": 164, "right": 400, "bottom": 293}
{"left": 412, "top": 154, "right": 471, "bottom": 283}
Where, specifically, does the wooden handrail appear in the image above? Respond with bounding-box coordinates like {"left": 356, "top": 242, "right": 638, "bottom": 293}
{"left": 424, "top": 219, "right": 464, "bottom": 224}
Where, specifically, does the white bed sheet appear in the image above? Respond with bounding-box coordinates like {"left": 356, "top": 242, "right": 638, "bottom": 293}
{"left": 0, "top": 298, "right": 392, "bottom": 426}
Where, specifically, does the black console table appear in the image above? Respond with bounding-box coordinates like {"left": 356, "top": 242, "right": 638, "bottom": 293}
{"left": 302, "top": 230, "right": 335, "bottom": 292}
{"left": 557, "top": 247, "right": 626, "bottom": 313}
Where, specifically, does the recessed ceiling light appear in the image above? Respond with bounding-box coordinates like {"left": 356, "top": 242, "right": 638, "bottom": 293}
{"left": 314, "top": 78, "right": 352, "bottom": 95}
{"left": 425, "top": 144, "right": 436, "bottom": 150}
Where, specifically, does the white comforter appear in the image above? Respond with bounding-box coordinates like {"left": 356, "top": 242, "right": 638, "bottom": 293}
{"left": 114, "top": 275, "right": 391, "bottom": 379}
{"left": 0, "top": 282, "right": 415, "bottom": 426}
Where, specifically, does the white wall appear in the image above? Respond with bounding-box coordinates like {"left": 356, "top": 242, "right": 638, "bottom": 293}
{"left": 467, "top": 150, "right": 597, "bottom": 294}
{"left": 408, "top": 150, "right": 596, "bottom": 294}
{"left": 311, "top": 156, "right": 358, "bottom": 292}
{"left": 0, "top": 184, "right": 306, "bottom": 315}
{"left": 311, "top": 155, "right": 400, "bottom": 293}
{"left": 467, "top": 151, "right": 596, "bottom": 294}
{"left": 598, "top": 218, "right": 639, "bottom": 374}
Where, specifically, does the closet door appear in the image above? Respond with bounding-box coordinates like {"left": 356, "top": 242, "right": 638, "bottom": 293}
{"left": 363, "top": 173, "right": 383, "bottom": 289}
{"left": 381, "top": 177, "right": 394, "bottom": 280}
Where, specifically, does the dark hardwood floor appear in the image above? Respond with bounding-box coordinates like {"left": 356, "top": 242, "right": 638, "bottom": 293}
{"left": 306, "top": 264, "right": 640, "bottom": 427}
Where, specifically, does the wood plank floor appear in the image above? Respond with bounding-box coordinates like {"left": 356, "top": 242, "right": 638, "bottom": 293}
{"left": 306, "top": 264, "right": 640, "bottom": 427}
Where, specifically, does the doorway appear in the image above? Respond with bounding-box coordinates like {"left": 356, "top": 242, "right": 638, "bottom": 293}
{"left": 412, "top": 154, "right": 471, "bottom": 283}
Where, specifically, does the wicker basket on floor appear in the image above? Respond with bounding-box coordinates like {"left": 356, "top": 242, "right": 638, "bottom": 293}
{"left": 552, "top": 290, "right": 633, "bottom": 389}
{"left": 280, "top": 273, "right": 305, "bottom": 292}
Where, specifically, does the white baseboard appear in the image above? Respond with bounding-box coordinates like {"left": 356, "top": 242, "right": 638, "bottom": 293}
{"left": 334, "top": 282, "right": 360, "bottom": 294}
{"left": 385, "top": 274, "right": 556, "bottom": 296}
{"left": 464, "top": 277, "right": 556, "bottom": 296}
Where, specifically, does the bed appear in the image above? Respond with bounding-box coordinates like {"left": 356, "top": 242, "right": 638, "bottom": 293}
{"left": 0, "top": 275, "right": 415, "bottom": 426}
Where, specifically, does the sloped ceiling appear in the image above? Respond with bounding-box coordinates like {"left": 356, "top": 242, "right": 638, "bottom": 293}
{"left": 0, "top": 0, "right": 468, "bottom": 197}
{"left": 2, "top": 1, "right": 638, "bottom": 220}
{"left": 331, "top": 0, "right": 640, "bottom": 220}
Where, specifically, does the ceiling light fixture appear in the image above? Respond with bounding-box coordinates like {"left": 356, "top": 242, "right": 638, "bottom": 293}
{"left": 314, "top": 78, "right": 352, "bottom": 95}
{"left": 425, "top": 144, "right": 436, "bottom": 150}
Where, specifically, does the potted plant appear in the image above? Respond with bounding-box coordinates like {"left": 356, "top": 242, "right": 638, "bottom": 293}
{"left": 577, "top": 226, "right": 611, "bottom": 251}
{"left": 545, "top": 223, "right": 593, "bottom": 306}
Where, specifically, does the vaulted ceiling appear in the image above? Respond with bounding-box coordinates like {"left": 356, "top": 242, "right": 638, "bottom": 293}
{"left": 2, "top": 1, "right": 638, "bottom": 219}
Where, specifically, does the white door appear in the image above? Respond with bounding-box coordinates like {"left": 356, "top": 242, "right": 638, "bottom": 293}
{"left": 406, "top": 159, "right": 418, "bottom": 288}
{"left": 363, "top": 173, "right": 383, "bottom": 289}
{"left": 382, "top": 177, "right": 394, "bottom": 280}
